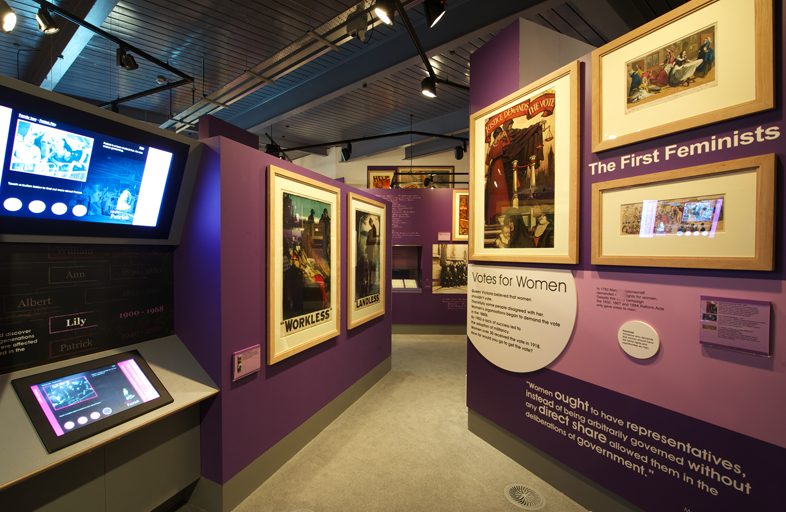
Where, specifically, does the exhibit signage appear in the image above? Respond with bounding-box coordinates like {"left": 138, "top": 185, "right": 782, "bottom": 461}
{"left": 617, "top": 320, "right": 659, "bottom": 359}
{"left": 467, "top": 264, "right": 576, "bottom": 372}
{"left": 699, "top": 296, "right": 771, "bottom": 355}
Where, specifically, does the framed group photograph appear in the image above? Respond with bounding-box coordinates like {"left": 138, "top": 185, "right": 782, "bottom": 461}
{"left": 268, "top": 165, "right": 341, "bottom": 364}
{"left": 348, "top": 193, "right": 386, "bottom": 329}
{"left": 451, "top": 189, "right": 469, "bottom": 241}
{"left": 591, "top": 154, "right": 775, "bottom": 270}
{"left": 469, "top": 60, "right": 580, "bottom": 263}
{"left": 367, "top": 168, "right": 396, "bottom": 189}
{"left": 432, "top": 243, "right": 468, "bottom": 294}
{"left": 591, "top": 0, "right": 774, "bottom": 152}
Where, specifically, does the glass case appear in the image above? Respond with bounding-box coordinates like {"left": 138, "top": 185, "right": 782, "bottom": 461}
{"left": 392, "top": 245, "right": 422, "bottom": 290}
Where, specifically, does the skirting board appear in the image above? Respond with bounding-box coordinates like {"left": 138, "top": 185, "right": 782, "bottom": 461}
{"left": 189, "top": 356, "right": 391, "bottom": 512}
{"left": 468, "top": 409, "right": 642, "bottom": 512}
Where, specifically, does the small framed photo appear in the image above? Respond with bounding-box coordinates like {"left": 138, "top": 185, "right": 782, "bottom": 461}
{"left": 367, "top": 168, "right": 396, "bottom": 189}
{"left": 451, "top": 190, "right": 469, "bottom": 241}
{"left": 348, "top": 193, "right": 386, "bottom": 329}
{"left": 268, "top": 165, "right": 341, "bottom": 364}
{"left": 469, "top": 61, "right": 580, "bottom": 263}
{"left": 591, "top": 154, "right": 776, "bottom": 270}
{"left": 591, "top": 0, "right": 774, "bottom": 152}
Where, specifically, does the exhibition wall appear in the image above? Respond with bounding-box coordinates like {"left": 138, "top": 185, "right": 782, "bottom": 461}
{"left": 466, "top": 7, "right": 786, "bottom": 512}
{"left": 175, "top": 136, "right": 393, "bottom": 487}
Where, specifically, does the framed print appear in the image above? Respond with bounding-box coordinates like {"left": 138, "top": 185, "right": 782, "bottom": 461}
{"left": 395, "top": 166, "right": 454, "bottom": 188}
{"left": 268, "top": 165, "right": 340, "bottom": 364}
{"left": 432, "top": 243, "right": 468, "bottom": 294}
{"left": 591, "top": 154, "right": 775, "bottom": 270}
{"left": 367, "top": 168, "right": 396, "bottom": 189}
{"left": 469, "top": 60, "right": 580, "bottom": 263}
{"left": 592, "top": 0, "right": 774, "bottom": 152}
{"left": 451, "top": 190, "right": 469, "bottom": 241}
{"left": 348, "top": 193, "right": 386, "bottom": 329}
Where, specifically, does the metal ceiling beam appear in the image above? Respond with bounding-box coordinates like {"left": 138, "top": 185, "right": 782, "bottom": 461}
{"left": 233, "top": 0, "right": 554, "bottom": 134}
{"left": 23, "top": 0, "right": 118, "bottom": 90}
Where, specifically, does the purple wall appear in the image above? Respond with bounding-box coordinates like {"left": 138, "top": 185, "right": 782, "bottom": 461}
{"left": 175, "top": 137, "right": 392, "bottom": 483}
{"left": 198, "top": 115, "right": 260, "bottom": 149}
{"left": 467, "top": 10, "right": 786, "bottom": 511}
{"left": 370, "top": 188, "right": 466, "bottom": 325}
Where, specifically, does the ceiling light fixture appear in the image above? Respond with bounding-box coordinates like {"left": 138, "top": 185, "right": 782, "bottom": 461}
{"left": 340, "top": 142, "right": 352, "bottom": 162}
{"left": 1, "top": 0, "right": 17, "bottom": 33}
{"left": 374, "top": 0, "right": 395, "bottom": 26}
{"left": 346, "top": 4, "right": 368, "bottom": 42}
{"left": 35, "top": 6, "right": 60, "bottom": 34}
{"left": 116, "top": 47, "right": 139, "bottom": 71}
{"left": 424, "top": 0, "right": 446, "bottom": 28}
{"left": 421, "top": 76, "right": 437, "bottom": 98}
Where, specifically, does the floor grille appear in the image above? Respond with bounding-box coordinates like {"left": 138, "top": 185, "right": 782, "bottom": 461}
{"left": 504, "top": 484, "right": 546, "bottom": 510}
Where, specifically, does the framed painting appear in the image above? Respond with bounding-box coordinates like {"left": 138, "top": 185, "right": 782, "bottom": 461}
{"left": 348, "top": 193, "right": 386, "bottom": 329}
{"left": 591, "top": 0, "right": 774, "bottom": 152}
{"left": 451, "top": 190, "right": 469, "bottom": 241}
{"left": 394, "top": 166, "right": 454, "bottom": 189}
{"left": 591, "top": 154, "right": 775, "bottom": 270}
{"left": 469, "top": 60, "right": 580, "bottom": 263}
{"left": 268, "top": 165, "right": 341, "bottom": 364}
{"left": 367, "top": 168, "right": 396, "bottom": 189}
{"left": 432, "top": 243, "right": 468, "bottom": 294}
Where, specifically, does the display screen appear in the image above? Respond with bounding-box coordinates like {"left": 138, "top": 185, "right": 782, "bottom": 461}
{"left": 0, "top": 80, "right": 192, "bottom": 240}
{"left": 13, "top": 351, "right": 172, "bottom": 452}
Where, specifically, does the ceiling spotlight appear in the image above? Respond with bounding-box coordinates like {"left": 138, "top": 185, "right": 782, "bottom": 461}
{"left": 340, "top": 142, "right": 352, "bottom": 162}
{"left": 0, "top": 0, "right": 17, "bottom": 33}
{"left": 265, "top": 143, "right": 282, "bottom": 158}
{"left": 346, "top": 4, "right": 368, "bottom": 42}
{"left": 35, "top": 7, "right": 60, "bottom": 35}
{"left": 424, "top": 0, "right": 446, "bottom": 28}
{"left": 116, "top": 47, "right": 138, "bottom": 71}
{"left": 421, "top": 76, "right": 437, "bottom": 98}
{"left": 374, "top": 0, "right": 395, "bottom": 26}
{"left": 454, "top": 144, "right": 464, "bottom": 160}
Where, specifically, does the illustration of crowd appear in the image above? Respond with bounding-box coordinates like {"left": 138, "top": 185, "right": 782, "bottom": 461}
{"left": 10, "top": 121, "right": 94, "bottom": 181}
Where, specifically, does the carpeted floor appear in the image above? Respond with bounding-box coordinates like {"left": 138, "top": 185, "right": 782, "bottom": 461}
{"left": 232, "top": 334, "right": 587, "bottom": 512}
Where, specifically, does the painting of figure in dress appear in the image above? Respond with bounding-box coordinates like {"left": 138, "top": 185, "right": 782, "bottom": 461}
{"left": 625, "top": 24, "right": 716, "bottom": 110}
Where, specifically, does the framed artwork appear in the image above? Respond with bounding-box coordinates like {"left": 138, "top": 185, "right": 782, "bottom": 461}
{"left": 591, "top": 0, "right": 774, "bottom": 152}
{"left": 591, "top": 154, "right": 775, "bottom": 270}
{"left": 268, "top": 165, "right": 341, "bottom": 364}
{"left": 348, "top": 193, "right": 386, "bottom": 329}
{"left": 451, "top": 190, "right": 469, "bottom": 241}
{"left": 469, "top": 60, "right": 580, "bottom": 263}
{"left": 394, "top": 166, "right": 454, "bottom": 188}
{"left": 367, "top": 168, "right": 396, "bottom": 189}
{"left": 432, "top": 243, "right": 468, "bottom": 294}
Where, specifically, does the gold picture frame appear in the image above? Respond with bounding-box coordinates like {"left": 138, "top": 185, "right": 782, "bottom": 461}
{"left": 591, "top": 0, "right": 774, "bottom": 152}
{"left": 451, "top": 189, "right": 469, "bottom": 241}
{"left": 268, "top": 165, "right": 341, "bottom": 364}
{"left": 469, "top": 60, "right": 580, "bottom": 263}
{"left": 347, "top": 193, "right": 386, "bottom": 329}
{"left": 591, "top": 154, "right": 775, "bottom": 270}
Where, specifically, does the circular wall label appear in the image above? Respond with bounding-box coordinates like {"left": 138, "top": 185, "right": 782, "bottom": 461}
{"left": 467, "top": 265, "right": 577, "bottom": 373}
{"left": 617, "top": 320, "right": 660, "bottom": 359}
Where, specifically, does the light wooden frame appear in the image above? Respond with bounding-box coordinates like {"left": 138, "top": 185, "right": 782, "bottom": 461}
{"left": 591, "top": 0, "right": 774, "bottom": 152}
{"left": 268, "top": 165, "right": 341, "bottom": 364}
{"left": 591, "top": 154, "right": 775, "bottom": 270}
{"left": 469, "top": 60, "right": 580, "bottom": 263}
{"left": 451, "top": 189, "right": 469, "bottom": 241}
{"left": 347, "top": 193, "right": 386, "bottom": 329}
{"left": 367, "top": 168, "right": 396, "bottom": 189}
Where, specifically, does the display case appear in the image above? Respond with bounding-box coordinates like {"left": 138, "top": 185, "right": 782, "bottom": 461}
{"left": 392, "top": 245, "right": 422, "bottom": 291}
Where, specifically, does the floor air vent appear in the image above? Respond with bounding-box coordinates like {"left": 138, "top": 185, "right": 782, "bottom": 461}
{"left": 504, "top": 483, "right": 546, "bottom": 510}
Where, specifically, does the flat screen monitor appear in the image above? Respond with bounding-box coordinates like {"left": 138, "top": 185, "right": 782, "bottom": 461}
{"left": 12, "top": 351, "right": 173, "bottom": 453}
{"left": 0, "top": 75, "right": 200, "bottom": 243}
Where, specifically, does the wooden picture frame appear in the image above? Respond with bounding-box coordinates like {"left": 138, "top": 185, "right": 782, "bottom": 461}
{"left": 347, "top": 193, "right": 386, "bottom": 329}
{"left": 367, "top": 168, "right": 396, "bottom": 189}
{"left": 268, "top": 165, "right": 341, "bottom": 364}
{"left": 394, "top": 166, "right": 454, "bottom": 189}
{"left": 591, "top": 154, "right": 775, "bottom": 270}
{"left": 451, "top": 189, "right": 469, "bottom": 241}
{"left": 591, "top": 0, "right": 774, "bottom": 152}
{"left": 469, "top": 60, "right": 580, "bottom": 263}
{"left": 432, "top": 243, "right": 468, "bottom": 294}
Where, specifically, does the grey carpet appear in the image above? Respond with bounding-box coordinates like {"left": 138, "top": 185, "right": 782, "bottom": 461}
{"left": 233, "top": 334, "right": 587, "bottom": 512}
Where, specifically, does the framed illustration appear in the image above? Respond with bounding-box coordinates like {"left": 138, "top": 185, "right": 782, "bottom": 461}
{"left": 591, "top": 0, "right": 774, "bottom": 152}
{"left": 432, "top": 243, "right": 468, "bottom": 294}
{"left": 367, "top": 168, "right": 396, "bottom": 189}
{"left": 591, "top": 154, "right": 775, "bottom": 270}
{"left": 348, "top": 193, "right": 386, "bottom": 329}
{"left": 268, "top": 165, "right": 341, "bottom": 364}
{"left": 469, "top": 60, "right": 580, "bottom": 263}
{"left": 394, "top": 166, "right": 454, "bottom": 188}
{"left": 451, "top": 190, "right": 469, "bottom": 241}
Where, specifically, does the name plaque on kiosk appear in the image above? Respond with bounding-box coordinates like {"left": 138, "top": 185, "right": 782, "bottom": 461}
{"left": 12, "top": 351, "right": 173, "bottom": 453}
